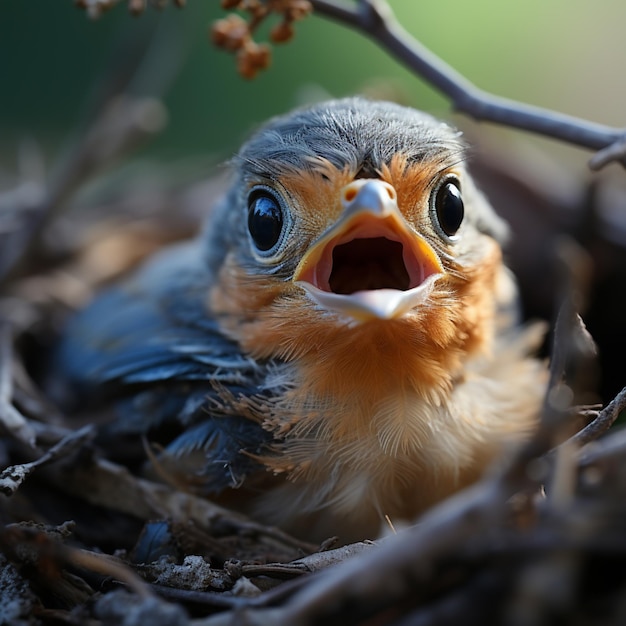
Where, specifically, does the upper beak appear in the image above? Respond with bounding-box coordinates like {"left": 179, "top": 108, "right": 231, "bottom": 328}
{"left": 293, "top": 179, "right": 445, "bottom": 322}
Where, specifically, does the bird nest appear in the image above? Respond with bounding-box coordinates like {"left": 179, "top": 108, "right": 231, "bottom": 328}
{"left": 2, "top": 114, "right": 626, "bottom": 626}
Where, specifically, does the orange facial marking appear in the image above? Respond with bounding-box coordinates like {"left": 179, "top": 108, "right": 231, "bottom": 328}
{"left": 378, "top": 154, "right": 451, "bottom": 223}
{"left": 274, "top": 154, "right": 456, "bottom": 231}
{"left": 277, "top": 160, "right": 353, "bottom": 230}
{"left": 210, "top": 227, "right": 503, "bottom": 421}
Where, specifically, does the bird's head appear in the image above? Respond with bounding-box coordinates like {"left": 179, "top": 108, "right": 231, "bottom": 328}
{"left": 207, "top": 98, "right": 510, "bottom": 398}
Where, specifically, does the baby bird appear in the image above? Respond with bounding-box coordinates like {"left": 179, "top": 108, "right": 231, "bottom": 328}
{"left": 50, "top": 98, "right": 546, "bottom": 542}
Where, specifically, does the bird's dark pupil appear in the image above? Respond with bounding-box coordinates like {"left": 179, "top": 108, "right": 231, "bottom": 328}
{"left": 248, "top": 193, "right": 283, "bottom": 252}
{"left": 436, "top": 182, "right": 464, "bottom": 237}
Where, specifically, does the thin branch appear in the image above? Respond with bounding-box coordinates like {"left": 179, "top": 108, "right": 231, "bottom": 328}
{"left": 0, "top": 96, "right": 167, "bottom": 284}
{"left": 588, "top": 135, "right": 626, "bottom": 170}
{"left": 152, "top": 571, "right": 315, "bottom": 610}
{"left": 545, "top": 239, "right": 595, "bottom": 403}
{"left": 0, "top": 322, "right": 35, "bottom": 446}
{"left": 0, "top": 425, "right": 93, "bottom": 496}
{"left": 310, "top": 0, "right": 626, "bottom": 166}
{"left": 67, "top": 547, "right": 154, "bottom": 599}
{"left": 76, "top": 0, "right": 185, "bottom": 19}
{"left": 43, "top": 455, "right": 319, "bottom": 556}
{"left": 577, "top": 417, "right": 626, "bottom": 466}
{"left": 0, "top": 525, "right": 155, "bottom": 606}
{"left": 567, "top": 386, "right": 626, "bottom": 447}
{"left": 0, "top": 19, "right": 183, "bottom": 285}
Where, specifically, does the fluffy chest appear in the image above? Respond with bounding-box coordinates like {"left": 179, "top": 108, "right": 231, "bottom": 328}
{"left": 253, "top": 332, "right": 545, "bottom": 539}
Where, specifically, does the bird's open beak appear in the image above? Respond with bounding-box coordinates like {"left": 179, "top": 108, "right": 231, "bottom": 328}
{"left": 294, "top": 179, "right": 444, "bottom": 322}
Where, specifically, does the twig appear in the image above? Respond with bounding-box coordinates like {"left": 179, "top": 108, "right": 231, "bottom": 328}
{"left": 0, "top": 19, "right": 183, "bottom": 285}
{"left": 46, "top": 456, "right": 252, "bottom": 524}
{"left": 240, "top": 541, "right": 374, "bottom": 577}
{"left": 0, "top": 322, "right": 35, "bottom": 446}
{"left": 577, "top": 417, "right": 626, "bottom": 467}
{"left": 196, "top": 479, "right": 517, "bottom": 625}
{"left": 68, "top": 547, "right": 154, "bottom": 599}
{"left": 44, "top": 455, "right": 319, "bottom": 555}
{"left": 221, "top": 519, "right": 321, "bottom": 555}
{"left": 567, "top": 386, "right": 626, "bottom": 448}
{"left": 541, "top": 239, "right": 595, "bottom": 430}
{"left": 310, "top": 0, "right": 626, "bottom": 168}
{"left": 0, "top": 523, "right": 154, "bottom": 600}
{"left": 588, "top": 135, "right": 626, "bottom": 170}
{"left": 76, "top": 0, "right": 186, "bottom": 19}
{"left": 0, "top": 425, "right": 94, "bottom": 496}
{"left": 152, "top": 571, "right": 314, "bottom": 610}
{"left": 0, "top": 96, "right": 167, "bottom": 284}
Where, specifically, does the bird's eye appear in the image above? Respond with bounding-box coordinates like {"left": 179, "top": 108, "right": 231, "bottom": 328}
{"left": 247, "top": 188, "right": 285, "bottom": 253}
{"left": 431, "top": 178, "right": 464, "bottom": 240}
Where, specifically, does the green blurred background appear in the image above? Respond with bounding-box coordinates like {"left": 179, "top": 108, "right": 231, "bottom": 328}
{"left": 1, "top": 0, "right": 626, "bottom": 168}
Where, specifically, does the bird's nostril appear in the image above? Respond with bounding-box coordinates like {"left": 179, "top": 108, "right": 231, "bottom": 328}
{"left": 343, "top": 181, "right": 397, "bottom": 206}
{"left": 385, "top": 185, "right": 397, "bottom": 201}
{"left": 343, "top": 187, "right": 358, "bottom": 203}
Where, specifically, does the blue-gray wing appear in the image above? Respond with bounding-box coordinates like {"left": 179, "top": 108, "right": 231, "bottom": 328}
{"left": 49, "top": 242, "right": 274, "bottom": 493}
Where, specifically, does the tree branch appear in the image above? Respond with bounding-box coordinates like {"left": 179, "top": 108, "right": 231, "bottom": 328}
{"left": 0, "top": 322, "right": 35, "bottom": 446}
{"left": 568, "top": 386, "right": 626, "bottom": 447}
{"left": 310, "top": 0, "right": 626, "bottom": 167}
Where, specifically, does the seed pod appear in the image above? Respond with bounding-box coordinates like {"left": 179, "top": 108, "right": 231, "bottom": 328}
{"left": 246, "top": 41, "right": 272, "bottom": 69}
{"left": 270, "top": 21, "right": 294, "bottom": 43}
{"left": 210, "top": 15, "right": 250, "bottom": 51}
{"left": 285, "top": 0, "right": 312, "bottom": 21}
{"left": 236, "top": 49, "right": 258, "bottom": 79}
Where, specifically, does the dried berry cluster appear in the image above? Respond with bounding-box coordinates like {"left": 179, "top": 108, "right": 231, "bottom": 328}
{"left": 211, "top": 0, "right": 313, "bottom": 79}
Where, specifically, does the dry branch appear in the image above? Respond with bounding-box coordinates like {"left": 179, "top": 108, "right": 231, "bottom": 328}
{"left": 310, "top": 0, "right": 626, "bottom": 168}
{"left": 72, "top": 0, "right": 626, "bottom": 167}
{"left": 0, "top": 96, "right": 167, "bottom": 284}
{"left": 0, "top": 425, "right": 93, "bottom": 496}
{"left": 0, "top": 322, "right": 35, "bottom": 447}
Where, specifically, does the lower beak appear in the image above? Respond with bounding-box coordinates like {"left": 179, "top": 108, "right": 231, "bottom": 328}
{"left": 293, "top": 179, "right": 444, "bottom": 322}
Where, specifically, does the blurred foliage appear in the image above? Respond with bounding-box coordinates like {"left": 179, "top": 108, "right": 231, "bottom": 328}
{"left": 2, "top": 1, "right": 626, "bottom": 166}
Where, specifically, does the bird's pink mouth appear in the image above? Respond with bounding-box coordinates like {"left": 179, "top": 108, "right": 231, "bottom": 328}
{"left": 297, "top": 223, "right": 439, "bottom": 294}
{"left": 331, "top": 237, "right": 409, "bottom": 293}
{"left": 293, "top": 179, "right": 444, "bottom": 322}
